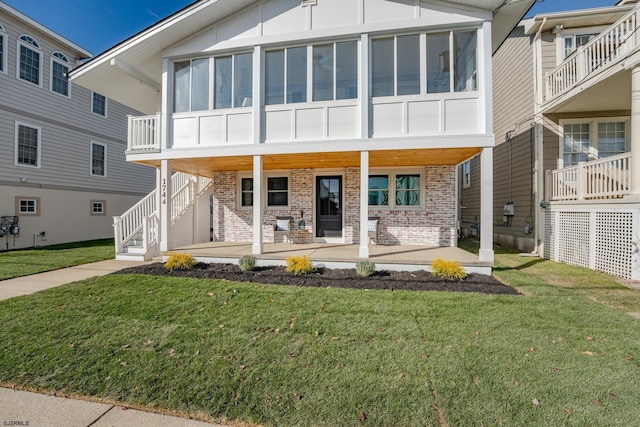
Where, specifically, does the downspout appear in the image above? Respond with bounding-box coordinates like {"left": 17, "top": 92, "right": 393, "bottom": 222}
{"left": 531, "top": 17, "right": 546, "bottom": 256}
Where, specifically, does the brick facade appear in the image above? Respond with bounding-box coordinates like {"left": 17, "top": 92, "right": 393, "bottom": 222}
{"left": 212, "top": 165, "right": 456, "bottom": 246}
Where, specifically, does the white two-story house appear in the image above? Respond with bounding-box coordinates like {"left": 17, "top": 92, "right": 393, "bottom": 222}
{"left": 69, "top": 0, "right": 533, "bottom": 271}
{"left": 0, "top": 1, "right": 155, "bottom": 250}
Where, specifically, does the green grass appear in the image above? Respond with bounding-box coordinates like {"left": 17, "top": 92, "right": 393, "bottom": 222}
{"left": 0, "top": 239, "right": 114, "bottom": 280}
{"left": 1, "top": 246, "right": 640, "bottom": 427}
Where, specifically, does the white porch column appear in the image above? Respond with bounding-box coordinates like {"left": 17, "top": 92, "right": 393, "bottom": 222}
{"left": 479, "top": 147, "right": 494, "bottom": 263}
{"left": 253, "top": 155, "right": 263, "bottom": 255}
{"left": 359, "top": 151, "right": 370, "bottom": 258}
{"left": 159, "top": 159, "right": 172, "bottom": 252}
{"left": 631, "top": 65, "right": 640, "bottom": 196}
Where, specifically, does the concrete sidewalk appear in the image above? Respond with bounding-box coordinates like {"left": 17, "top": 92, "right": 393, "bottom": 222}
{"left": 0, "top": 260, "right": 226, "bottom": 426}
{"left": 0, "top": 259, "right": 150, "bottom": 301}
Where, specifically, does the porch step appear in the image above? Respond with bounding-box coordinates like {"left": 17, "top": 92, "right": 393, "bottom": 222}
{"left": 115, "top": 253, "right": 148, "bottom": 262}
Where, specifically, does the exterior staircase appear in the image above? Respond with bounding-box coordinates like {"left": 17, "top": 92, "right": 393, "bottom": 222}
{"left": 113, "top": 172, "right": 213, "bottom": 261}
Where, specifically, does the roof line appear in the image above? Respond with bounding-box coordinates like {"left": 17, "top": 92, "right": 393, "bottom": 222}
{"left": 0, "top": 0, "right": 92, "bottom": 59}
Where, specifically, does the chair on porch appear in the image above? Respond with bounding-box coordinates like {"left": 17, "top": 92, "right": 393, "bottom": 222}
{"left": 274, "top": 216, "right": 293, "bottom": 244}
{"left": 368, "top": 217, "right": 380, "bottom": 245}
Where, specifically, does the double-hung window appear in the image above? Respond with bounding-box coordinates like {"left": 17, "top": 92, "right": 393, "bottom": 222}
{"left": 561, "top": 118, "right": 628, "bottom": 167}
{"left": 91, "top": 142, "right": 106, "bottom": 177}
{"left": 18, "top": 35, "right": 41, "bottom": 86}
{"left": 0, "top": 24, "right": 6, "bottom": 74}
{"left": 462, "top": 160, "right": 471, "bottom": 188}
{"left": 368, "top": 172, "right": 422, "bottom": 208}
{"left": 51, "top": 52, "right": 70, "bottom": 96}
{"left": 240, "top": 177, "right": 253, "bottom": 207}
{"left": 92, "top": 92, "right": 107, "bottom": 116}
{"left": 15, "top": 122, "right": 40, "bottom": 168}
{"left": 174, "top": 58, "right": 210, "bottom": 112}
{"left": 266, "top": 47, "right": 307, "bottom": 105}
{"left": 214, "top": 53, "right": 253, "bottom": 109}
{"left": 562, "top": 33, "right": 599, "bottom": 59}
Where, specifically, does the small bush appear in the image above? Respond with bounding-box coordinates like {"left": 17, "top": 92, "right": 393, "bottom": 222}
{"left": 355, "top": 260, "right": 376, "bottom": 277}
{"left": 431, "top": 258, "right": 467, "bottom": 281}
{"left": 239, "top": 255, "right": 257, "bottom": 272}
{"left": 286, "top": 255, "right": 316, "bottom": 275}
{"left": 164, "top": 253, "right": 196, "bottom": 272}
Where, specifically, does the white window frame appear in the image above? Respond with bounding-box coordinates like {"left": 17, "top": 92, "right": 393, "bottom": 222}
{"left": 559, "top": 117, "right": 630, "bottom": 168}
{"left": 555, "top": 26, "right": 605, "bottom": 62}
{"left": 463, "top": 160, "right": 471, "bottom": 189}
{"left": 90, "top": 200, "right": 106, "bottom": 216}
{"left": 368, "top": 168, "right": 425, "bottom": 210}
{"left": 0, "top": 24, "right": 7, "bottom": 74}
{"left": 14, "top": 121, "right": 41, "bottom": 169}
{"left": 15, "top": 196, "right": 40, "bottom": 216}
{"left": 237, "top": 172, "right": 291, "bottom": 210}
{"left": 16, "top": 34, "right": 42, "bottom": 87}
{"left": 92, "top": 92, "right": 108, "bottom": 117}
{"left": 90, "top": 141, "right": 107, "bottom": 177}
{"left": 50, "top": 51, "right": 70, "bottom": 97}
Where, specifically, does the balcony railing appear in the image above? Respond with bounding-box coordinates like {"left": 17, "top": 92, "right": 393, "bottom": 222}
{"left": 549, "top": 152, "right": 631, "bottom": 201}
{"left": 128, "top": 114, "right": 160, "bottom": 151}
{"left": 546, "top": 7, "right": 638, "bottom": 101}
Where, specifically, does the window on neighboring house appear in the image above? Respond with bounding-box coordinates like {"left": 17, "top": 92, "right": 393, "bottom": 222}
{"left": 92, "top": 92, "right": 107, "bottom": 116}
{"left": 174, "top": 58, "right": 210, "bottom": 112}
{"left": 368, "top": 172, "right": 423, "bottom": 208}
{"left": 15, "top": 123, "right": 40, "bottom": 167}
{"left": 240, "top": 177, "right": 253, "bottom": 207}
{"left": 597, "top": 122, "right": 626, "bottom": 158}
{"left": 91, "top": 142, "right": 106, "bottom": 176}
{"left": 0, "top": 24, "right": 6, "bottom": 73}
{"left": 51, "top": 52, "right": 69, "bottom": 96}
{"left": 91, "top": 200, "right": 106, "bottom": 216}
{"left": 561, "top": 119, "right": 628, "bottom": 167}
{"left": 313, "top": 41, "right": 358, "bottom": 101}
{"left": 18, "top": 35, "right": 41, "bottom": 85}
{"left": 463, "top": 160, "right": 471, "bottom": 188}
{"left": 215, "top": 52, "right": 253, "bottom": 109}
{"left": 15, "top": 197, "right": 40, "bottom": 216}
{"left": 238, "top": 176, "right": 289, "bottom": 208}
{"left": 266, "top": 47, "right": 307, "bottom": 105}
{"left": 563, "top": 33, "right": 598, "bottom": 59}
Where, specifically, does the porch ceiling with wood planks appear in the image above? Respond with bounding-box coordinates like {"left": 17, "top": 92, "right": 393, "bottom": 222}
{"left": 134, "top": 147, "right": 481, "bottom": 176}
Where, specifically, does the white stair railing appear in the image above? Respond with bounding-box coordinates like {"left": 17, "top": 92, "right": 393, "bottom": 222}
{"left": 113, "top": 191, "right": 157, "bottom": 253}
{"left": 546, "top": 7, "right": 637, "bottom": 100}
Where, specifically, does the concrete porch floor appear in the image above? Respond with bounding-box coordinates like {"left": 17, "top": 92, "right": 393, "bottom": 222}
{"left": 171, "top": 242, "right": 492, "bottom": 274}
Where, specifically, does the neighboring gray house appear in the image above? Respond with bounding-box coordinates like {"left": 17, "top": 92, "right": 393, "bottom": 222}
{"left": 461, "top": 0, "right": 640, "bottom": 280}
{"left": 0, "top": 1, "right": 155, "bottom": 250}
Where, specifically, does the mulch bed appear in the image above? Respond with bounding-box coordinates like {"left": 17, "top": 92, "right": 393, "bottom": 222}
{"left": 115, "top": 262, "right": 519, "bottom": 295}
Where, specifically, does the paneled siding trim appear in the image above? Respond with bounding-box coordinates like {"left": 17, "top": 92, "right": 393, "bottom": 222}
{"left": 212, "top": 166, "right": 456, "bottom": 246}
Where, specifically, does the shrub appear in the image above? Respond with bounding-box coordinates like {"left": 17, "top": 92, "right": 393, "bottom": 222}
{"left": 164, "top": 253, "right": 196, "bottom": 272}
{"left": 431, "top": 258, "right": 467, "bottom": 281}
{"left": 239, "top": 255, "right": 256, "bottom": 272}
{"left": 355, "top": 260, "right": 376, "bottom": 278}
{"left": 286, "top": 255, "right": 316, "bottom": 275}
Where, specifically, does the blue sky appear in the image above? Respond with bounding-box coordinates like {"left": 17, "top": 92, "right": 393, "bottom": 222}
{"left": 3, "top": 0, "right": 617, "bottom": 55}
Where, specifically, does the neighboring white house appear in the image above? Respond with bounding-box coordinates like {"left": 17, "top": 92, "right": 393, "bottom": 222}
{"left": 461, "top": 0, "right": 640, "bottom": 280}
{"left": 69, "top": 0, "right": 534, "bottom": 267}
{"left": 0, "top": 1, "right": 156, "bottom": 250}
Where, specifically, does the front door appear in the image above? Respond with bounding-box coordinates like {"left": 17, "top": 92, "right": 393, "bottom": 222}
{"left": 316, "top": 176, "right": 342, "bottom": 238}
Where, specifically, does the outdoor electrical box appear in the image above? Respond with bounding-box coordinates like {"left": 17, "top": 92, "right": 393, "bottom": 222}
{"left": 503, "top": 204, "right": 515, "bottom": 216}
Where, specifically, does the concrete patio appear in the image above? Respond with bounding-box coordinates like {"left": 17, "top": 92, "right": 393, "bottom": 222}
{"left": 170, "top": 242, "right": 492, "bottom": 274}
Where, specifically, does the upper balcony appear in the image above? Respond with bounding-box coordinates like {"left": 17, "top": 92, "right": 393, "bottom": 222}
{"left": 544, "top": 7, "right": 639, "bottom": 106}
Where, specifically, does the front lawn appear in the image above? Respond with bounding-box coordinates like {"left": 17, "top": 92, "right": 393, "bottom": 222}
{"left": 1, "top": 248, "right": 639, "bottom": 426}
{"left": 0, "top": 239, "right": 114, "bottom": 280}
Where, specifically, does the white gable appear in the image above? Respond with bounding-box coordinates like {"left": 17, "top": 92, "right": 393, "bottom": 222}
{"left": 165, "top": 0, "right": 489, "bottom": 57}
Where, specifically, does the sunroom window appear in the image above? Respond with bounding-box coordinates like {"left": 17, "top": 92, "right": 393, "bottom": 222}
{"left": 372, "top": 35, "right": 420, "bottom": 97}
{"left": 215, "top": 53, "right": 253, "bottom": 109}
{"left": 453, "top": 31, "right": 477, "bottom": 92}
{"left": 174, "top": 58, "right": 210, "bottom": 112}
{"left": 313, "top": 41, "right": 358, "bottom": 101}
{"left": 266, "top": 47, "right": 307, "bottom": 105}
